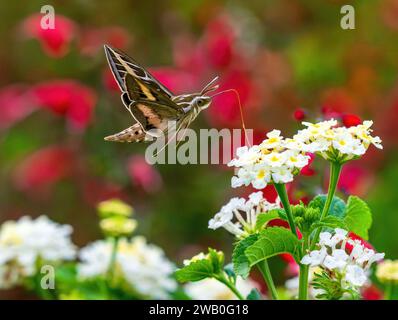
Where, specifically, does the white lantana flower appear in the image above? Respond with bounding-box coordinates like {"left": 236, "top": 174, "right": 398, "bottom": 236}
{"left": 185, "top": 277, "right": 259, "bottom": 300}
{"left": 301, "top": 228, "right": 384, "bottom": 290}
{"left": 229, "top": 131, "right": 310, "bottom": 189}
{"left": 0, "top": 216, "right": 76, "bottom": 289}
{"left": 78, "top": 237, "right": 177, "bottom": 299}
{"left": 294, "top": 119, "right": 382, "bottom": 163}
{"left": 208, "top": 191, "right": 281, "bottom": 238}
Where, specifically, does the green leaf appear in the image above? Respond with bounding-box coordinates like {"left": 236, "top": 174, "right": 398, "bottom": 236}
{"left": 310, "top": 216, "right": 347, "bottom": 234}
{"left": 223, "top": 263, "right": 236, "bottom": 281}
{"left": 175, "top": 259, "right": 215, "bottom": 283}
{"left": 245, "top": 227, "right": 300, "bottom": 267}
{"left": 309, "top": 195, "right": 346, "bottom": 218}
{"left": 246, "top": 288, "right": 262, "bottom": 300}
{"left": 232, "top": 234, "right": 259, "bottom": 278}
{"left": 343, "top": 196, "right": 372, "bottom": 240}
{"left": 255, "top": 210, "right": 281, "bottom": 230}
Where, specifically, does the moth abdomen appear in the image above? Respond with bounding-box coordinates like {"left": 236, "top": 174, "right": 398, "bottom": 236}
{"left": 104, "top": 124, "right": 146, "bottom": 143}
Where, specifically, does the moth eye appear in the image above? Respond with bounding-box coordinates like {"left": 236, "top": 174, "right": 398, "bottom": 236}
{"left": 196, "top": 99, "right": 204, "bottom": 106}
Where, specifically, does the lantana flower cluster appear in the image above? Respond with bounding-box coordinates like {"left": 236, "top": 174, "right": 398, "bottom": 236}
{"left": 228, "top": 130, "right": 310, "bottom": 189}
{"left": 301, "top": 228, "right": 384, "bottom": 289}
{"left": 78, "top": 236, "right": 177, "bottom": 299}
{"left": 0, "top": 216, "right": 76, "bottom": 289}
{"left": 293, "top": 119, "right": 383, "bottom": 163}
{"left": 229, "top": 120, "right": 383, "bottom": 190}
{"left": 208, "top": 191, "right": 280, "bottom": 237}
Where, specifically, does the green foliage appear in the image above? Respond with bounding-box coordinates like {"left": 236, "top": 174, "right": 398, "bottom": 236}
{"left": 343, "top": 196, "right": 372, "bottom": 240}
{"left": 55, "top": 264, "right": 109, "bottom": 300}
{"left": 309, "top": 195, "right": 373, "bottom": 239}
{"left": 309, "top": 195, "right": 346, "bottom": 218}
{"left": 255, "top": 210, "right": 282, "bottom": 230}
{"left": 312, "top": 270, "right": 360, "bottom": 300}
{"left": 223, "top": 263, "right": 236, "bottom": 280}
{"left": 244, "top": 227, "right": 300, "bottom": 268}
{"left": 309, "top": 216, "right": 347, "bottom": 234}
{"left": 246, "top": 288, "right": 262, "bottom": 300}
{"left": 175, "top": 248, "right": 224, "bottom": 283}
{"left": 232, "top": 234, "right": 259, "bottom": 278}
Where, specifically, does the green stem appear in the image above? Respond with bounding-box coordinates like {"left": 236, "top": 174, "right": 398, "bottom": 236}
{"left": 298, "top": 162, "right": 342, "bottom": 300}
{"left": 107, "top": 237, "right": 119, "bottom": 286}
{"left": 310, "top": 162, "right": 342, "bottom": 250}
{"left": 274, "top": 183, "right": 298, "bottom": 238}
{"left": 298, "top": 264, "right": 309, "bottom": 300}
{"left": 386, "top": 281, "right": 394, "bottom": 300}
{"left": 216, "top": 274, "right": 245, "bottom": 300}
{"left": 257, "top": 260, "right": 279, "bottom": 300}
{"left": 298, "top": 233, "right": 309, "bottom": 300}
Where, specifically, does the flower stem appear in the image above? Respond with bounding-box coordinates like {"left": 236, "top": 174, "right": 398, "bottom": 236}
{"left": 310, "top": 162, "right": 342, "bottom": 250}
{"left": 298, "top": 233, "right": 309, "bottom": 300}
{"left": 257, "top": 260, "right": 279, "bottom": 300}
{"left": 216, "top": 274, "right": 245, "bottom": 300}
{"left": 386, "top": 281, "right": 394, "bottom": 300}
{"left": 298, "top": 162, "right": 342, "bottom": 300}
{"left": 107, "top": 237, "right": 119, "bottom": 285}
{"left": 273, "top": 183, "right": 298, "bottom": 238}
{"left": 298, "top": 264, "right": 309, "bottom": 300}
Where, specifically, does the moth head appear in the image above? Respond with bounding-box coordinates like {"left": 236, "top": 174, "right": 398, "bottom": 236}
{"left": 194, "top": 96, "right": 212, "bottom": 110}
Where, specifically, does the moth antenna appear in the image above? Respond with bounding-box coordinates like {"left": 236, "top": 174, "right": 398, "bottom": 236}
{"left": 201, "top": 76, "right": 220, "bottom": 95}
{"left": 211, "top": 89, "right": 252, "bottom": 147}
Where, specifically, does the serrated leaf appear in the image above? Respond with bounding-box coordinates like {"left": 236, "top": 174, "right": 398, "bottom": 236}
{"left": 175, "top": 259, "right": 215, "bottom": 283}
{"left": 245, "top": 227, "right": 300, "bottom": 267}
{"left": 310, "top": 215, "right": 347, "bottom": 233}
{"left": 309, "top": 194, "right": 346, "bottom": 218}
{"left": 246, "top": 288, "right": 262, "bottom": 300}
{"left": 255, "top": 210, "right": 281, "bottom": 230}
{"left": 232, "top": 234, "right": 259, "bottom": 278}
{"left": 343, "top": 196, "right": 372, "bottom": 240}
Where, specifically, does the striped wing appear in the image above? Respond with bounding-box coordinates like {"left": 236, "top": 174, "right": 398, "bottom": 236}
{"left": 104, "top": 45, "right": 184, "bottom": 132}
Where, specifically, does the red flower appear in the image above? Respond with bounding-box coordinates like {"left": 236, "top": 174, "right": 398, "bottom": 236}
{"left": 337, "top": 164, "right": 373, "bottom": 196}
{"left": 31, "top": 80, "right": 96, "bottom": 130}
{"left": 149, "top": 68, "right": 198, "bottom": 94}
{"left": 127, "top": 155, "right": 162, "bottom": 193}
{"left": 293, "top": 108, "right": 306, "bottom": 121}
{"left": 320, "top": 88, "right": 357, "bottom": 119}
{"left": 300, "top": 153, "right": 316, "bottom": 176}
{"left": 342, "top": 113, "right": 361, "bottom": 127}
{"left": 0, "top": 85, "right": 36, "bottom": 130}
{"left": 22, "top": 14, "right": 75, "bottom": 58}
{"left": 281, "top": 254, "right": 300, "bottom": 276}
{"left": 202, "top": 16, "right": 235, "bottom": 69}
{"left": 361, "top": 285, "right": 383, "bottom": 300}
{"left": 207, "top": 69, "right": 256, "bottom": 128}
{"left": 346, "top": 232, "right": 374, "bottom": 252}
{"left": 13, "top": 146, "right": 73, "bottom": 191}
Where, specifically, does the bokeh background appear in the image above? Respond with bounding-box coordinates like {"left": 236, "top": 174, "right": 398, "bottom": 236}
{"left": 1, "top": 0, "right": 398, "bottom": 298}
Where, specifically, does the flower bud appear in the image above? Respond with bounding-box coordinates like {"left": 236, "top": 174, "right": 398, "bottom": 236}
{"left": 100, "top": 216, "right": 137, "bottom": 238}
{"left": 97, "top": 199, "right": 133, "bottom": 219}
{"left": 376, "top": 260, "right": 398, "bottom": 284}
